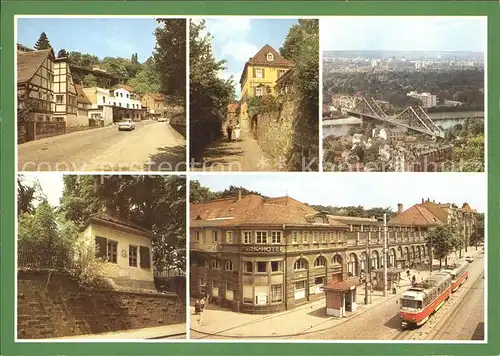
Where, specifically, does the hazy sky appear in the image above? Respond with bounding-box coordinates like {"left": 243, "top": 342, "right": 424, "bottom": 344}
{"left": 17, "top": 18, "right": 159, "bottom": 62}
{"left": 202, "top": 18, "right": 298, "bottom": 98}
{"left": 20, "top": 173, "right": 64, "bottom": 207}
{"left": 191, "top": 173, "right": 487, "bottom": 212}
{"left": 321, "top": 16, "right": 487, "bottom": 52}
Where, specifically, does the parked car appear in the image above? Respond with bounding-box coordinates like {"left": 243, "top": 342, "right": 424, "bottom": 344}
{"left": 157, "top": 117, "right": 168, "bottom": 122}
{"left": 465, "top": 256, "right": 474, "bottom": 263}
{"left": 118, "top": 118, "right": 135, "bottom": 131}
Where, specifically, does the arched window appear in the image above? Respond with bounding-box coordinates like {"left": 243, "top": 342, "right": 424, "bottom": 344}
{"left": 332, "top": 254, "right": 342, "bottom": 265}
{"left": 314, "top": 256, "right": 326, "bottom": 267}
{"left": 294, "top": 259, "right": 307, "bottom": 270}
{"left": 225, "top": 260, "right": 233, "bottom": 271}
{"left": 266, "top": 53, "right": 274, "bottom": 61}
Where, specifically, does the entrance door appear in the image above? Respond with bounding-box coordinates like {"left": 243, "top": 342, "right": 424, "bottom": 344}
{"left": 345, "top": 292, "right": 352, "bottom": 311}
{"left": 294, "top": 280, "right": 307, "bottom": 300}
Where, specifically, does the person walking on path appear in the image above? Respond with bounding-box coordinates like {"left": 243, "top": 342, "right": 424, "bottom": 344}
{"left": 234, "top": 121, "right": 241, "bottom": 141}
{"left": 227, "top": 122, "right": 233, "bottom": 141}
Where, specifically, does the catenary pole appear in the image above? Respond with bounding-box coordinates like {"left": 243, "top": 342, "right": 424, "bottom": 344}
{"left": 383, "top": 213, "right": 388, "bottom": 297}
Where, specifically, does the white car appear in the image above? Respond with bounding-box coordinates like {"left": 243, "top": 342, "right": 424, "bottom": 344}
{"left": 465, "top": 256, "right": 474, "bottom": 263}
{"left": 157, "top": 117, "right": 168, "bottom": 122}
{"left": 118, "top": 119, "right": 135, "bottom": 131}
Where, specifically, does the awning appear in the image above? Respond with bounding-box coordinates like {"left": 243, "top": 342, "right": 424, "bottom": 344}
{"left": 323, "top": 279, "right": 358, "bottom": 292}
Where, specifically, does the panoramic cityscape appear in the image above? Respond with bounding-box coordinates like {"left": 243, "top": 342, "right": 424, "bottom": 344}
{"left": 188, "top": 174, "right": 485, "bottom": 340}
{"left": 321, "top": 17, "right": 485, "bottom": 172}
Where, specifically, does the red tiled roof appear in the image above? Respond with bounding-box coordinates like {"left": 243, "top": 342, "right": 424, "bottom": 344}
{"left": 86, "top": 212, "right": 152, "bottom": 237}
{"left": 116, "top": 84, "right": 135, "bottom": 93}
{"left": 191, "top": 195, "right": 347, "bottom": 227}
{"left": 227, "top": 103, "right": 239, "bottom": 113}
{"left": 144, "top": 92, "right": 164, "bottom": 101}
{"left": 239, "top": 44, "right": 294, "bottom": 84}
{"left": 324, "top": 278, "right": 359, "bottom": 292}
{"left": 17, "top": 49, "right": 53, "bottom": 84}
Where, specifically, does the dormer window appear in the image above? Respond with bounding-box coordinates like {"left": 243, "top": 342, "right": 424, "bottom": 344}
{"left": 266, "top": 53, "right": 274, "bottom": 61}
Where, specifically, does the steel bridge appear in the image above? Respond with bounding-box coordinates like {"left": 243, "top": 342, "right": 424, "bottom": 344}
{"left": 346, "top": 97, "right": 445, "bottom": 138}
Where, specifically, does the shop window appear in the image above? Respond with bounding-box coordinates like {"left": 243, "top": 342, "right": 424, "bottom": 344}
{"left": 225, "top": 282, "right": 234, "bottom": 301}
{"left": 243, "top": 285, "right": 253, "bottom": 304}
{"left": 271, "top": 284, "right": 282, "bottom": 303}
{"left": 256, "top": 261, "right": 267, "bottom": 273}
{"left": 295, "top": 280, "right": 306, "bottom": 290}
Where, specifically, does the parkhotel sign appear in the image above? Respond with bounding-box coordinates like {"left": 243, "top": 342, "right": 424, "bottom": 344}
{"left": 240, "top": 245, "right": 282, "bottom": 253}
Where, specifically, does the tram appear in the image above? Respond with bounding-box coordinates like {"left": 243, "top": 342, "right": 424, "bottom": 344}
{"left": 441, "top": 261, "right": 469, "bottom": 292}
{"left": 400, "top": 272, "right": 452, "bottom": 329}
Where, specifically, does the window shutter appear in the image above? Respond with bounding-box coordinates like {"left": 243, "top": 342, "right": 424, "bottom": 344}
{"left": 140, "top": 246, "right": 151, "bottom": 268}
{"left": 95, "top": 236, "right": 107, "bottom": 258}
{"left": 253, "top": 67, "right": 256, "bottom": 78}
{"left": 262, "top": 68, "right": 265, "bottom": 78}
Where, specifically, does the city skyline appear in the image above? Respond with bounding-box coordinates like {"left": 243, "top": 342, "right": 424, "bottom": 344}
{"left": 321, "top": 16, "right": 487, "bottom": 52}
{"left": 191, "top": 173, "right": 486, "bottom": 212}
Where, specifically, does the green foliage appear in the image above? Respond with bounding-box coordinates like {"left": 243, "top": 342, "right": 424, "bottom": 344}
{"left": 17, "top": 177, "right": 36, "bottom": 216}
{"left": 323, "top": 69, "right": 484, "bottom": 109}
{"left": 57, "top": 49, "right": 68, "bottom": 58}
{"left": 126, "top": 57, "right": 161, "bottom": 94}
{"left": 426, "top": 224, "right": 462, "bottom": 267}
{"left": 189, "top": 20, "right": 235, "bottom": 160}
{"left": 311, "top": 205, "right": 395, "bottom": 220}
{"left": 279, "top": 19, "right": 319, "bottom": 171}
{"left": 246, "top": 95, "right": 284, "bottom": 118}
{"left": 190, "top": 181, "right": 269, "bottom": 203}
{"left": 59, "top": 175, "right": 186, "bottom": 272}
{"left": 82, "top": 74, "right": 99, "bottom": 87}
{"left": 452, "top": 135, "right": 484, "bottom": 172}
{"left": 68, "top": 51, "right": 100, "bottom": 68}
{"left": 34, "top": 32, "right": 52, "bottom": 50}
{"left": 154, "top": 19, "right": 186, "bottom": 105}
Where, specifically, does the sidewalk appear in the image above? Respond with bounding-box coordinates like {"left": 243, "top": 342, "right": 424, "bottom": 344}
{"left": 48, "top": 323, "right": 186, "bottom": 340}
{"left": 190, "top": 267, "right": 429, "bottom": 339}
{"left": 193, "top": 130, "right": 280, "bottom": 172}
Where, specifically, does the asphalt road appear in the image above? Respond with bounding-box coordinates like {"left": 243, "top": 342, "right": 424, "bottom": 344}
{"left": 18, "top": 120, "right": 186, "bottom": 172}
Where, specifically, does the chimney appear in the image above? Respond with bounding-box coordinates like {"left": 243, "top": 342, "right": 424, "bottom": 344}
{"left": 238, "top": 190, "right": 242, "bottom": 201}
{"left": 421, "top": 198, "right": 424, "bottom": 204}
{"left": 397, "top": 203, "right": 403, "bottom": 213}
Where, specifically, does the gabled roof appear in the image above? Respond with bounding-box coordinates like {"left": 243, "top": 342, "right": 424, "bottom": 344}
{"left": 239, "top": 44, "right": 294, "bottom": 84}
{"left": 75, "top": 85, "right": 92, "bottom": 104}
{"left": 17, "top": 49, "right": 54, "bottom": 84}
{"left": 115, "top": 84, "right": 135, "bottom": 93}
{"left": 143, "top": 92, "right": 165, "bottom": 101}
{"left": 191, "top": 194, "right": 347, "bottom": 227}
{"left": 85, "top": 212, "right": 152, "bottom": 238}
{"left": 389, "top": 204, "right": 443, "bottom": 227}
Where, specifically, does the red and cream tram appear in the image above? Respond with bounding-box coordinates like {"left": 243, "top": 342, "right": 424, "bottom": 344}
{"left": 400, "top": 272, "right": 452, "bottom": 329}
{"left": 441, "top": 261, "right": 469, "bottom": 292}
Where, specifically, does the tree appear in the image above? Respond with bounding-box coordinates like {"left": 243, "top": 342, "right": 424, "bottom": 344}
{"left": 426, "top": 224, "right": 462, "bottom": 268}
{"left": 34, "top": 32, "right": 52, "bottom": 50}
{"left": 17, "top": 178, "right": 36, "bottom": 216}
{"left": 82, "top": 74, "right": 99, "bottom": 87}
{"left": 189, "top": 19, "right": 235, "bottom": 160}
{"left": 127, "top": 57, "right": 160, "bottom": 94}
{"left": 154, "top": 19, "right": 187, "bottom": 105}
{"left": 58, "top": 175, "right": 186, "bottom": 272}
{"left": 452, "top": 135, "right": 484, "bottom": 172}
{"left": 190, "top": 180, "right": 215, "bottom": 203}
{"left": 57, "top": 49, "right": 68, "bottom": 58}
{"left": 280, "top": 19, "right": 319, "bottom": 171}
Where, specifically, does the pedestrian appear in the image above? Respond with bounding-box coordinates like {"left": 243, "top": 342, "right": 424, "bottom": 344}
{"left": 411, "top": 275, "right": 416, "bottom": 286}
{"left": 194, "top": 300, "right": 201, "bottom": 315}
{"left": 200, "top": 297, "right": 205, "bottom": 311}
{"left": 235, "top": 121, "right": 241, "bottom": 140}
{"left": 227, "top": 122, "right": 233, "bottom": 141}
